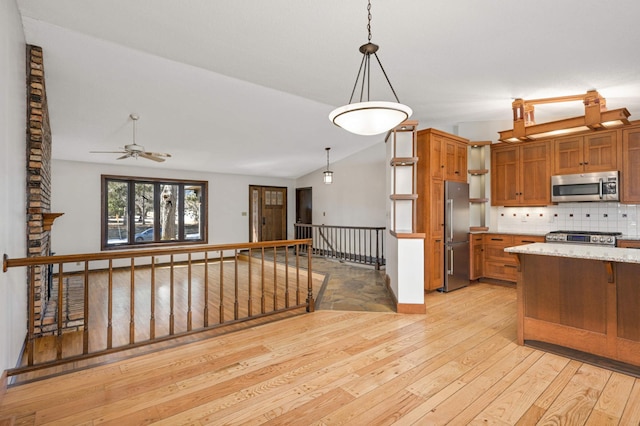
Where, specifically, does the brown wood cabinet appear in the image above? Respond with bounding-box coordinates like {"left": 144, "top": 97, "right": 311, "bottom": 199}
{"left": 444, "top": 138, "right": 468, "bottom": 182}
{"left": 482, "top": 233, "right": 544, "bottom": 282}
{"left": 420, "top": 129, "right": 468, "bottom": 183}
{"left": 429, "top": 237, "right": 444, "bottom": 290}
{"left": 553, "top": 131, "right": 617, "bottom": 175}
{"left": 416, "top": 128, "right": 470, "bottom": 291}
{"left": 469, "top": 234, "right": 484, "bottom": 280}
{"left": 491, "top": 141, "right": 551, "bottom": 206}
{"left": 622, "top": 127, "right": 640, "bottom": 203}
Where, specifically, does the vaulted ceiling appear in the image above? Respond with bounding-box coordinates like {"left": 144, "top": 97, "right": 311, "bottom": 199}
{"left": 16, "top": 0, "right": 640, "bottom": 178}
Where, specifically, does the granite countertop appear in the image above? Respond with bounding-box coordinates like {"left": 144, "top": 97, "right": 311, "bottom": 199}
{"left": 505, "top": 243, "right": 640, "bottom": 264}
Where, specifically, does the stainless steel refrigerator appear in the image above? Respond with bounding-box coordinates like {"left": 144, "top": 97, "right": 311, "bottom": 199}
{"left": 442, "top": 181, "right": 470, "bottom": 292}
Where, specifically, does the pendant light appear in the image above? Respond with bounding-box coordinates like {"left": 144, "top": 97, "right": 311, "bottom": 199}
{"left": 329, "top": 0, "right": 412, "bottom": 136}
{"left": 323, "top": 147, "right": 334, "bottom": 184}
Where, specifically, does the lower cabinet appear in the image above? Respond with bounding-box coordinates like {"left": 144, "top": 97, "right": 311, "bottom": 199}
{"left": 481, "top": 234, "right": 544, "bottom": 282}
{"left": 428, "top": 237, "right": 444, "bottom": 291}
{"left": 469, "top": 234, "right": 484, "bottom": 280}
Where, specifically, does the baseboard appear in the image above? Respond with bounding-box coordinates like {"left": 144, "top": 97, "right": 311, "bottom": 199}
{"left": 396, "top": 303, "right": 426, "bottom": 314}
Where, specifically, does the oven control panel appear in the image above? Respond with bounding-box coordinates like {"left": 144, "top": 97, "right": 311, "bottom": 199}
{"left": 545, "top": 232, "right": 618, "bottom": 246}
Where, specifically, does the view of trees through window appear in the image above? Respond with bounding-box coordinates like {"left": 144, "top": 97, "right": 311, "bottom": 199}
{"left": 103, "top": 176, "right": 206, "bottom": 248}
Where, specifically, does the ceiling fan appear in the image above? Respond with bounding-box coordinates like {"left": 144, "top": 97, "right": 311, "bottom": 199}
{"left": 90, "top": 114, "right": 172, "bottom": 162}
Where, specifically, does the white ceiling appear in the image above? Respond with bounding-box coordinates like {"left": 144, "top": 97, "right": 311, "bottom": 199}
{"left": 16, "top": 0, "right": 640, "bottom": 178}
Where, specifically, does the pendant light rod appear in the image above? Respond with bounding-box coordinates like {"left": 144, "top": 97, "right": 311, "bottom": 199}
{"left": 329, "top": 0, "right": 412, "bottom": 136}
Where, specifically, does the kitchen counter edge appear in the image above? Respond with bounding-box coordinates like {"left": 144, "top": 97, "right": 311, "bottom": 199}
{"left": 505, "top": 242, "right": 640, "bottom": 264}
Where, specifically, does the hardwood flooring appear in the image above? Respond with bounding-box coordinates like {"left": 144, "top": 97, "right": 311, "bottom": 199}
{"left": 2, "top": 282, "right": 640, "bottom": 425}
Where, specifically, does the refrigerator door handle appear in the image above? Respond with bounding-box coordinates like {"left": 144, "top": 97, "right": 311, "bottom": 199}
{"left": 447, "top": 199, "right": 453, "bottom": 242}
{"left": 448, "top": 246, "right": 454, "bottom": 275}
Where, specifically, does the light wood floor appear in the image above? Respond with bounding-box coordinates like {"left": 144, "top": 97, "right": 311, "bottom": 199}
{"left": 2, "top": 282, "right": 640, "bottom": 425}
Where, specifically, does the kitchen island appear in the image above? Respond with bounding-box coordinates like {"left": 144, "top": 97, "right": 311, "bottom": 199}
{"left": 505, "top": 243, "right": 640, "bottom": 370}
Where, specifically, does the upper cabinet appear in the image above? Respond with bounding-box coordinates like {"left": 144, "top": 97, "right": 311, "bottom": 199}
{"left": 443, "top": 137, "right": 468, "bottom": 182}
{"left": 622, "top": 127, "right": 640, "bottom": 203}
{"left": 421, "top": 129, "right": 468, "bottom": 183}
{"left": 553, "top": 131, "right": 617, "bottom": 175}
{"left": 491, "top": 141, "right": 551, "bottom": 206}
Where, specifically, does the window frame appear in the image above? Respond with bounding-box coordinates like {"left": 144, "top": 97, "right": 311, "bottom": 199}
{"left": 101, "top": 174, "right": 208, "bottom": 250}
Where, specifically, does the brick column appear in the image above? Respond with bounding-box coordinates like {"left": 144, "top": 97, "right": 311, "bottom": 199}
{"left": 26, "top": 45, "right": 53, "bottom": 335}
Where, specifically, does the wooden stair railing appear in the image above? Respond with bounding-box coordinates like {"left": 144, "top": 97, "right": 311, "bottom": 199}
{"left": 2, "top": 239, "right": 313, "bottom": 377}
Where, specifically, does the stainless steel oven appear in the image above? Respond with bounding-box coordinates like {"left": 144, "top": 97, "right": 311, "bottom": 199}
{"left": 551, "top": 171, "right": 619, "bottom": 203}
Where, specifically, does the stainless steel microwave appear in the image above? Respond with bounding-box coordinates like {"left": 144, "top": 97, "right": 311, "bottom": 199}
{"left": 551, "top": 171, "right": 619, "bottom": 202}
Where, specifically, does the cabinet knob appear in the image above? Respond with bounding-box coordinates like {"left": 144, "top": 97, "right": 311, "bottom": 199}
{"left": 579, "top": 162, "right": 583, "bottom": 165}
{"left": 584, "top": 162, "right": 589, "bottom": 165}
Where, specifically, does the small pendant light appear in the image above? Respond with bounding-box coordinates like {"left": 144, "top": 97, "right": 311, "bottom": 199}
{"left": 323, "top": 147, "right": 334, "bottom": 184}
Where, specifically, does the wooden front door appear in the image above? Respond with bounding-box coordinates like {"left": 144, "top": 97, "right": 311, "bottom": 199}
{"left": 249, "top": 185, "right": 287, "bottom": 242}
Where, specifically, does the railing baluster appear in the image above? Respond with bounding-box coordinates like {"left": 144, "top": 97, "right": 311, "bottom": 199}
{"left": 247, "top": 248, "right": 252, "bottom": 317}
{"left": 306, "top": 242, "right": 314, "bottom": 312}
{"left": 295, "top": 244, "right": 301, "bottom": 305}
{"left": 219, "top": 250, "right": 224, "bottom": 323}
{"left": 204, "top": 252, "right": 209, "bottom": 327}
{"left": 150, "top": 256, "right": 156, "bottom": 339}
{"left": 57, "top": 263, "right": 64, "bottom": 360}
{"left": 234, "top": 250, "right": 239, "bottom": 320}
{"left": 27, "top": 266, "right": 35, "bottom": 366}
{"left": 187, "top": 253, "right": 193, "bottom": 331}
{"left": 285, "top": 245, "right": 290, "bottom": 308}
{"left": 170, "top": 254, "right": 175, "bottom": 335}
{"left": 273, "top": 246, "right": 278, "bottom": 310}
{"left": 130, "top": 258, "right": 135, "bottom": 344}
{"left": 83, "top": 261, "right": 89, "bottom": 354}
{"left": 107, "top": 260, "right": 113, "bottom": 349}
{"left": 260, "top": 247, "right": 266, "bottom": 314}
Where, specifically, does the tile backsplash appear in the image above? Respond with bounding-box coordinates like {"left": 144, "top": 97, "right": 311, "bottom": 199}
{"left": 496, "top": 203, "right": 638, "bottom": 236}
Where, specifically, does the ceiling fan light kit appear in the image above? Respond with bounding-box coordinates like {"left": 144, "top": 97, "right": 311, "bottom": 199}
{"left": 90, "top": 113, "right": 172, "bottom": 162}
{"left": 329, "top": 0, "right": 412, "bottom": 136}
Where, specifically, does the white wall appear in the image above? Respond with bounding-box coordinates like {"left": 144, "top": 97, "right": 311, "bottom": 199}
{"left": 295, "top": 142, "right": 387, "bottom": 227}
{"left": 0, "top": 0, "right": 27, "bottom": 377}
{"left": 51, "top": 160, "right": 296, "bottom": 255}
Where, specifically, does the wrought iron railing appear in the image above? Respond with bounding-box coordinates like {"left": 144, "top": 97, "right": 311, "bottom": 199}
{"left": 294, "top": 224, "right": 385, "bottom": 270}
{"left": 2, "top": 239, "right": 314, "bottom": 377}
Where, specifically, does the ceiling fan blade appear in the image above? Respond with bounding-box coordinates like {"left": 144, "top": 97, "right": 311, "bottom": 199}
{"left": 90, "top": 150, "right": 127, "bottom": 154}
{"left": 146, "top": 152, "right": 172, "bottom": 158}
{"left": 117, "top": 153, "right": 132, "bottom": 160}
{"left": 139, "top": 152, "right": 165, "bottom": 162}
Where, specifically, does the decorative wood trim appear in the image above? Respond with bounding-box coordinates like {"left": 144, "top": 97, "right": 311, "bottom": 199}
{"left": 469, "top": 141, "right": 492, "bottom": 147}
{"left": 42, "top": 213, "right": 64, "bottom": 231}
{"left": 397, "top": 303, "right": 426, "bottom": 314}
{"left": 389, "top": 231, "right": 426, "bottom": 239}
{"left": 390, "top": 157, "right": 419, "bottom": 166}
{"left": 469, "top": 227, "right": 489, "bottom": 232}
{"left": 468, "top": 169, "right": 489, "bottom": 175}
{"left": 389, "top": 194, "right": 418, "bottom": 201}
